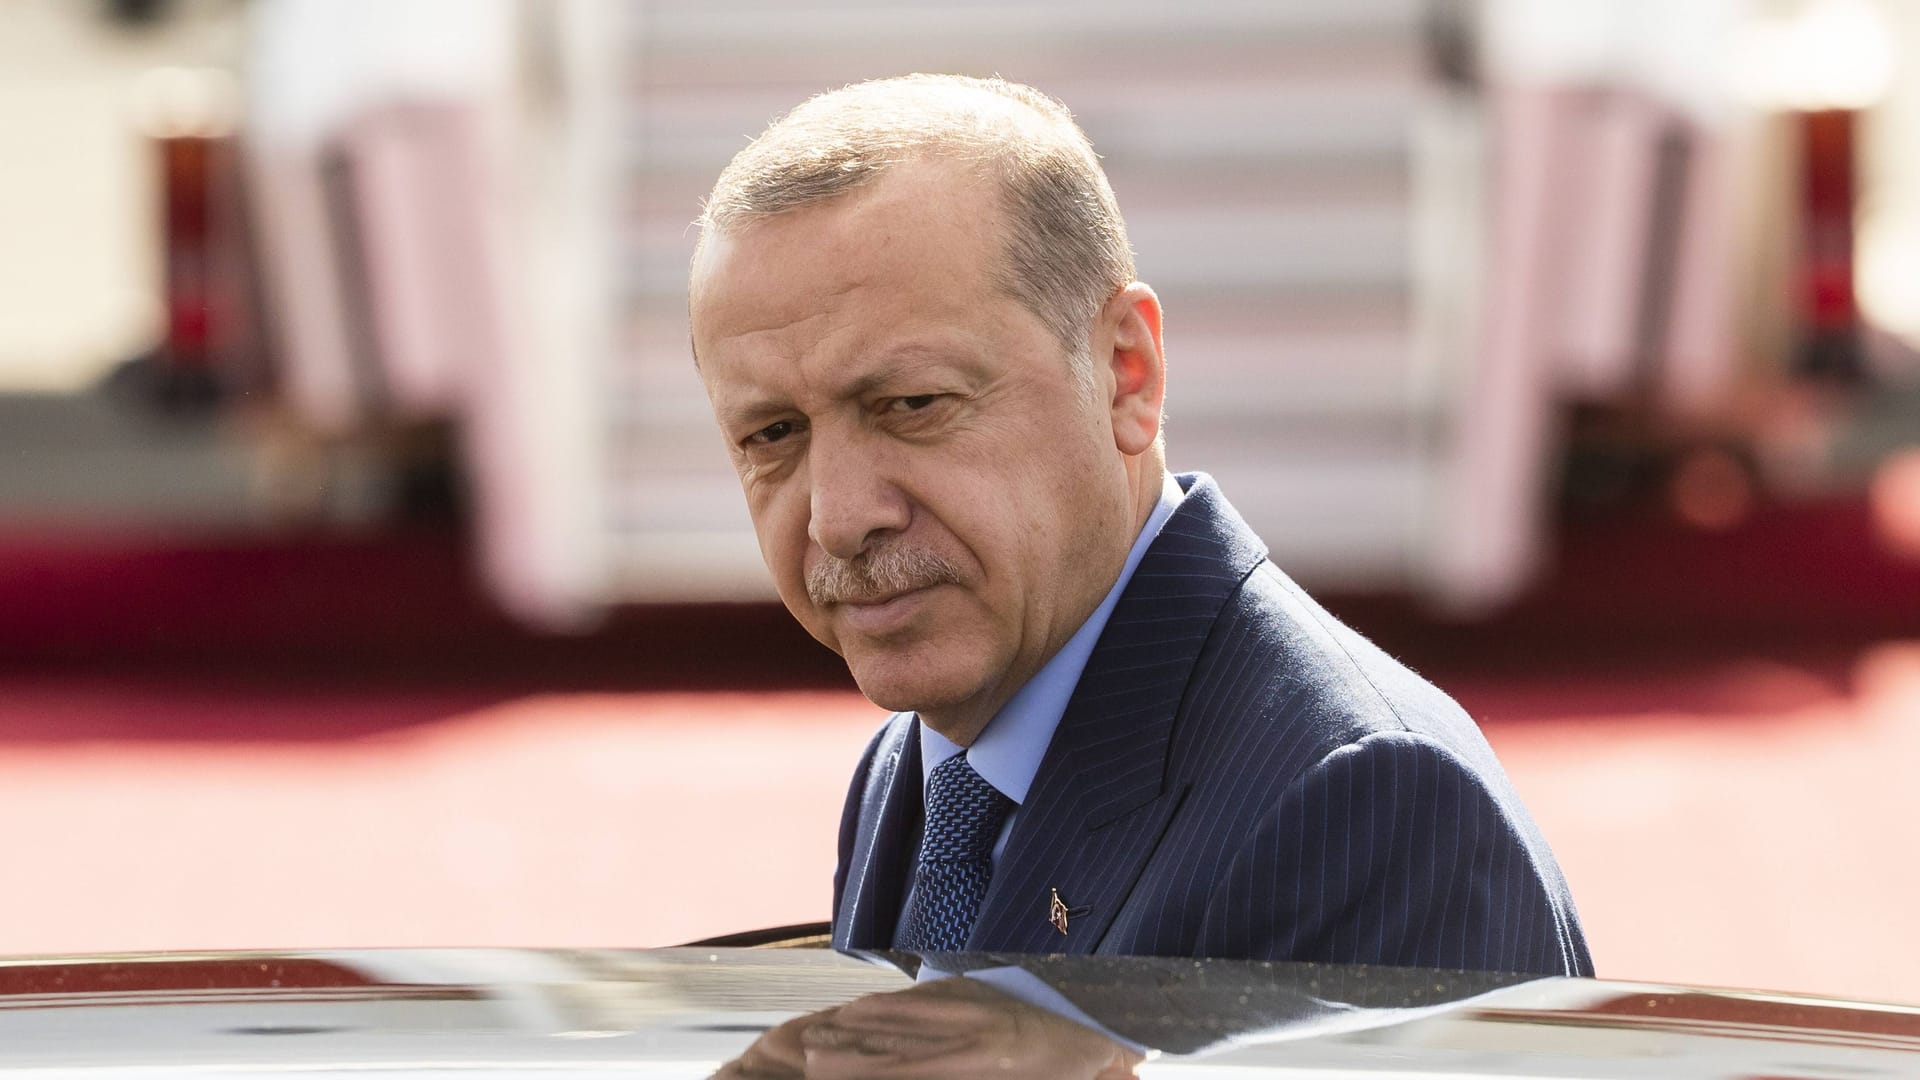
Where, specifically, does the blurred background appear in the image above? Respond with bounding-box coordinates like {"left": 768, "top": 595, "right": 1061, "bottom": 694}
{"left": 4, "top": 0, "right": 1920, "bottom": 1003}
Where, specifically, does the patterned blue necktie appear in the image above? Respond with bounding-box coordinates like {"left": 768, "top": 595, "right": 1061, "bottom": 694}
{"left": 894, "top": 753, "right": 1015, "bottom": 952}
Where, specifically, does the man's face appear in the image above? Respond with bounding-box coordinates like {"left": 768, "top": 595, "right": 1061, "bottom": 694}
{"left": 690, "top": 159, "right": 1139, "bottom": 736}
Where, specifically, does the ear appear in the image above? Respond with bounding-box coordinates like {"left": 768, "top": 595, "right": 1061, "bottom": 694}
{"left": 1099, "top": 282, "right": 1165, "bottom": 457}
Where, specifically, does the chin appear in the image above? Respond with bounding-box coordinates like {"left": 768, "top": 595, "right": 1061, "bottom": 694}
{"left": 844, "top": 646, "right": 989, "bottom": 719}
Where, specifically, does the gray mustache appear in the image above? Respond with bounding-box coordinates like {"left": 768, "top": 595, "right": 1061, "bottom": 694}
{"left": 806, "top": 545, "right": 962, "bottom": 606}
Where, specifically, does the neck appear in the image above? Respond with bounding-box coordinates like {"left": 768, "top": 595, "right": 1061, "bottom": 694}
{"left": 919, "top": 707, "right": 993, "bottom": 749}
{"left": 1129, "top": 449, "right": 1168, "bottom": 533}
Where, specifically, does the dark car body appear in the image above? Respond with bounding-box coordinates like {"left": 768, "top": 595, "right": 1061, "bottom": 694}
{"left": 1, "top": 942, "right": 1916, "bottom": 1078}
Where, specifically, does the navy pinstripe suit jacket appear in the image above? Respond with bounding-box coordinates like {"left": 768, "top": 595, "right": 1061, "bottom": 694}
{"left": 832, "top": 473, "right": 1593, "bottom": 977}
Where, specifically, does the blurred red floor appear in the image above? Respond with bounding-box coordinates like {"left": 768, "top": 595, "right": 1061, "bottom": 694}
{"left": 2, "top": 643, "right": 1918, "bottom": 1006}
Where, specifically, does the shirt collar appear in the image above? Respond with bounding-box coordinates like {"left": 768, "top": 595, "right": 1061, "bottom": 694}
{"left": 919, "top": 472, "right": 1187, "bottom": 803}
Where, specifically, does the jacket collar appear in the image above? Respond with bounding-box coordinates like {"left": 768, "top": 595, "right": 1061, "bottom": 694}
{"left": 832, "top": 717, "right": 922, "bottom": 950}
{"left": 966, "top": 472, "right": 1267, "bottom": 952}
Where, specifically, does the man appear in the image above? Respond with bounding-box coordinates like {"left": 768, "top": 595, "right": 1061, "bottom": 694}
{"left": 690, "top": 74, "right": 1591, "bottom": 976}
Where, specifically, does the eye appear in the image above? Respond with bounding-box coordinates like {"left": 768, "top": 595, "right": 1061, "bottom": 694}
{"left": 746, "top": 420, "right": 799, "bottom": 446}
{"left": 888, "top": 394, "right": 940, "bottom": 413}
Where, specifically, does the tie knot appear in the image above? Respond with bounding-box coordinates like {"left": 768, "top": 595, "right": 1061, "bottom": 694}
{"left": 921, "top": 753, "right": 1015, "bottom": 862}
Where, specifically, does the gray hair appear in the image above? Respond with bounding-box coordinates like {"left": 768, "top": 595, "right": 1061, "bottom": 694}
{"left": 695, "top": 74, "right": 1136, "bottom": 365}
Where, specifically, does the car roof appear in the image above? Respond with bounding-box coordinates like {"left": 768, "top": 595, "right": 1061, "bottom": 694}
{"left": 0, "top": 947, "right": 1914, "bottom": 1077}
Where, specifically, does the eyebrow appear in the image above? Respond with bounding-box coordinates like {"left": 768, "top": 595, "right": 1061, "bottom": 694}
{"left": 848, "top": 341, "right": 980, "bottom": 389}
{"left": 716, "top": 341, "right": 980, "bottom": 428}
{"left": 714, "top": 394, "right": 793, "bottom": 433}
{"left": 834, "top": 369, "right": 896, "bottom": 401}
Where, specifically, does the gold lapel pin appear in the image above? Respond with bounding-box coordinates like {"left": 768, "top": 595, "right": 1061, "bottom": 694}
{"left": 1049, "top": 887, "right": 1070, "bottom": 936}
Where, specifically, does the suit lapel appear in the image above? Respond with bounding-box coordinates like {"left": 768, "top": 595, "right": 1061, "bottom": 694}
{"left": 968, "top": 475, "right": 1266, "bottom": 953}
{"left": 832, "top": 716, "right": 923, "bottom": 950}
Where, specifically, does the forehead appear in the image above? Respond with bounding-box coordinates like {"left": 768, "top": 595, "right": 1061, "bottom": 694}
{"left": 690, "top": 158, "right": 1005, "bottom": 342}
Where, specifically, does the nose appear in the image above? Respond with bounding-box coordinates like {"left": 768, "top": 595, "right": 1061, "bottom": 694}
{"left": 806, "top": 432, "right": 910, "bottom": 560}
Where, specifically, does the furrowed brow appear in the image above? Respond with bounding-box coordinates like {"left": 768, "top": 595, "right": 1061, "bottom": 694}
{"left": 713, "top": 392, "right": 795, "bottom": 433}
{"left": 831, "top": 344, "right": 975, "bottom": 398}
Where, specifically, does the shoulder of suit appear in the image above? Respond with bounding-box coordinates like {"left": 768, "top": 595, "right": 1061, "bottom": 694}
{"left": 1197, "top": 559, "right": 1481, "bottom": 753}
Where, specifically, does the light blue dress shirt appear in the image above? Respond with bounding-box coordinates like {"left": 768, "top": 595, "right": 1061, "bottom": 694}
{"left": 914, "top": 471, "right": 1186, "bottom": 870}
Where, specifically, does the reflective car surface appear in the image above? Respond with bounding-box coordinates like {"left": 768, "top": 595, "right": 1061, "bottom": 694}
{"left": 0, "top": 942, "right": 1917, "bottom": 1078}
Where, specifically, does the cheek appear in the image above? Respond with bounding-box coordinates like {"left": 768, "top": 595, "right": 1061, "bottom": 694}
{"left": 748, "top": 486, "right": 813, "bottom": 585}
{"left": 755, "top": 501, "right": 836, "bottom": 649}
{"left": 909, "top": 438, "right": 1067, "bottom": 565}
